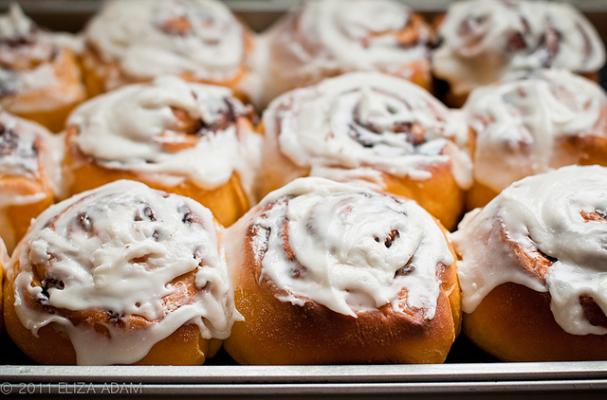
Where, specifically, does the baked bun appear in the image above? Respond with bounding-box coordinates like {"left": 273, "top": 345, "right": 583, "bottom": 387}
{"left": 259, "top": 72, "right": 471, "bottom": 230}
{"left": 432, "top": 0, "right": 605, "bottom": 106}
{"left": 224, "top": 177, "right": 461, "bottom": 364}
{"left": 0, "top": 238, "right": 7, "bottom": 332}
{"left": 260, "top": 0, "right": 434, "bottom": 105}
{"left": 463, "top": 69, "right": 607, "bottom": 209}
{"left": 0, "top": 111, "right": 62, "bottom": 252}
{"left": 4, "top": 179, "right": 240, "bottom": 365}
{"left": 82, "top": 0, "right": 259, "bottom": 100}
{"left": 453, "top": 166, "right": 607, "bottom": 361}
{"left": 0, "top": 5, "right": 86, "bottom": 132}
{"left": 62, "top": 75, "right": 261, "bottom": 227}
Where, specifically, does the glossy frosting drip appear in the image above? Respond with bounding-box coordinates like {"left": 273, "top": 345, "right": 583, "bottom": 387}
{"left": 12, "top": 180, "right": 240, "bottom": 365}
{"left": 85, "top": 0, "right": 247, "bottom": 84}
{"left": 263, "top": 72, "right": 471, "bottom": 187}
{"left": 453, "top": 166, "right": 607, "bottom": 335}
{"left": 247, "top": 177, "right": 453, "bottom": 319}
{"left": 464, "top": 69, "right": 607, "bottom": 192}
{"left": 68, "top": 76, "right": 260, "bottom": 196}
{"left": 433, "top": 0, "right": 606, "bottom": 95}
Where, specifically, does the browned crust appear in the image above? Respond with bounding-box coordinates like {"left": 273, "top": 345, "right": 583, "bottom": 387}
{"left": 466, "top": 104, "right": 607, "bottom": 210}
{"left": 81, "top": 28, "right": 255, "bottom": 100}
{"left": 224, "top": 210, "right": 461, "bottom": 364}
{"left": 464, "top": 282, "right": 607, "bottom": 361}
{"left": 1, "top": 49, "right": 86, "bottom": 132}
{"left": 3, "top": 222, "right": 221, "bottom": 365}
{"left": 259, "top": 124, "right": 467, "bottom": 231}
{"left": 62, "top": 120, "right": 254, "bottom": 227}
{"left": 0, "top": 116, "right": 56, "bottom": 251}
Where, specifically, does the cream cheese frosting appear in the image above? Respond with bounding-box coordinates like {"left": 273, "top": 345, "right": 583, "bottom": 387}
{"left": 233, "top": 177, "right": 454, "bottom": 319}
{"left": 12, "top": 180, "right": 241, "bottom": 365}
{"left": 262, "top": 72, "right": 472, "bottom": 188}
{"left": 453, "top": 166, "right": 607, "bottom": 335}
{"left": 463, "top": 69, "right": 607, "bottom": 192}
{"left": 261, "top": 0, "right": 432, "bottom": 102}
{"left": 84, "top": 0, "right": 248, "bottom": 87}
{"left": 433, "top": 0, "right": 605, "bottom": 96}
{"left": 67, "top": 76, "right": 261, "bottom": 199}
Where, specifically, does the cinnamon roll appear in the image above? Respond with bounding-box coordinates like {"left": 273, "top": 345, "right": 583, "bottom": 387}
{"left": 261, "top": 0, "right": 434, "bottom": 104}
{"left": 260, "top": 72, "right": 471, "bottom": 230}
{"left": 0, "top": 238, "right": 6, "bottom": 332}
{"left": 463, "top": 69, "right": 607, "bottom": 209}
{"left": 453, "top": 166, "right": 607, "bottom": 361}
{"left": 4, "top": 180, "right": 240, "bottom": 365}
{"left": 82, "top": 0, "right": 259, "bottom": 100}
{"left": 62, "top": 75, "right": 261, "bottom": 227}
{"left": 0, "top": 111, "right": 62, "bottom": 252}
{"left": 432, "top": 0, "right": 605, "bottom": 106}
{"left": 224, "top": 177, "right": 461, "bottom": 364}
{"left": 0, "top": 5, "right": 86, "bottom": 132}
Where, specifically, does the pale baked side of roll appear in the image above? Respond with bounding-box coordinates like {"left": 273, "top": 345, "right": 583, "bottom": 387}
{"left": 0, "top": 237, "right": 7, "bottom": 332}
{"left": 4, "top": 180, "right": 241, "bottom": 365}
{"left": 0, "top": 111, "right": 62, "bottom": 252}
{"left": 62, "top": 75, "right": 262, "bottom": 226}
{"left": 463, "top": 69, "right": 607, "bottom": 209}
{"left": 260, "top": 72, "right": 472, "bottom": 230}
{"left": 82, "top": 0, "right": 259, "bottom": 101}
{"left": 0, "top": 5, "right": 86, "bottom": 132}
{"left": 432, "top": 0, "right": 605, "bottom": 106}
{"left": 260, "top": 0, "right": 434, "bottom": 104}
{"left": 453, "top": 165, "right": 607, "bottom": 361}
{"left": 225, "top": 177, "right": 461, "bottom": 364}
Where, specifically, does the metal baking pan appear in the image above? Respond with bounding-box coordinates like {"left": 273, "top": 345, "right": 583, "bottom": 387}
{"left": 0, "top": 1, "right": 606, "bottom": 398}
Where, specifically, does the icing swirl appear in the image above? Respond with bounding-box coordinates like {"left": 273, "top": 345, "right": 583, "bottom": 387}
{"left": 240, "top": 177, "right": 454, "bottom": 319}
{"left": 67, "top": 76, "right": 260, "bottom": 197}
{"left": 85, "top": 0, "right": 250, "bottom": 87}
{"left": 464, "top": 69, "right": 607, "bottom": 192}
{"left": 433, "top": 0, "right": 605, "bottom": 96}
{"left": 12, "top": 180, "right": 240, "bottom": 365}
{"left": 453, "top": 166, "right": 607, "bottom": 335}
{"left": 263, "top": 72, "right": 471, "bottom": 187}
{"left": 0, "top": 111, "right": 62, "bottom": 203}
{"left": 263, "top": 0, "right": 432, "bottom": 100}
{"left": 0, "top": 5, "right": 81, "bottom": 96}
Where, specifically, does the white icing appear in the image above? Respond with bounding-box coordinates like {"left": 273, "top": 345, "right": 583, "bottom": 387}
{"left": 262, "top": 72, "right": 471, "bottom": 188}
{"left": 67, "top": 76, "right": 260, "bottom": 199}
{"left": 433, "top": 0, "right": 606, "bottom": 96}
{"left": 235, "top": 177, "right": 453, "bottom": 319}
{"left": 0, "top": 111, "right": 60, "bottom": 207}
{"left": 464, "top": 69, "right": 607, "bottom": 192}
{"left": 85, "top": 0, "right": 248, "bottom": 86}
{"left": 11, "top": 180, "right": 241, "bottom": 365}
{"left": 0, "top": 4, "right": 34, "bottom": 39}
{"left": 453, "top": 165, "right": 607, "bottom": 335}
{"left": 262, "top": 0, "right": 432, "bottom": 101}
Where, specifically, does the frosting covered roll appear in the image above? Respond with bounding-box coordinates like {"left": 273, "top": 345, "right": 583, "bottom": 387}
{"left": 454, "top": 166, "right": 607, "bottom": 336}
{"left": 63, "top": 76, "right": 261, "bottom": 226}
{"left": 463, "top": 69, "right": 607, "bottom": 203}
{"left": 261, "top": 72, "right": 471, "bottom": 229}
{"left": 261, "top": 0, "right": 433, "bottom": 103}
{"left": 5, "top": 180, "right": 240, "bottom": 365}
{"left": 225, "top": 177, "right": 461, "bottom": 364}
{"left": 433, "top": 0, "right": 605, "bottom": 98}
{"left": 0, "top": 111, "right": 62, "bottom": 251}
{"left": 83, "top": 0, "right": 257, "bottom": 97}
{"left": 0, "top": 5, "right": 85, "bottom": 132}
